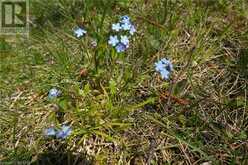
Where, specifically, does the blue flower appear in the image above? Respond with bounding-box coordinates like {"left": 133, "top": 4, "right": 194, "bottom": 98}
{"left": 48, "top": 88, "right": 61, "bottom": 99}
{"left": 155, "top": 58, "right": 173, "bottom": 80}
{"left": 120, "top": 15, "right": 130, "bottom": 24}
{"left": 129, "top": 25, "right": 136, "bottom": 35}
{"left": 112, "top": 23, "right": 122, "bottom": 32}
{"left": 161, "top": 58, "right": 173, "bottom": 72}
{"left": 155, "top": 61, "right": 164, "bottom": 72}
{"left": 74, "top": 27, "right": 87, "bottom": 38}
{"left": 56, "top": 125, "right": 72, "bottom": 139}
{"left": 120, "top": 35, "right": 129, "bottom": 46}
{"left": 44, "top": 127, "right": 56, "bottom": 136}
{"left": 115, "top": 43, "right": 127, "bottom": 53}
{"left": 160, "top": 69, "right": 170, "bottom": 80}
{"left": 108, "top": 35, "right": 119, "bottom": 47}
{"left": 121, "top": 22, "right": 132, "bottom": 31}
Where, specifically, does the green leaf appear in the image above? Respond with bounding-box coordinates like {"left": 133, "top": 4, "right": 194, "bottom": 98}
{"left": 178, "top": 114, "right": 186, "bottom": 127}
{"left": 109, "top": 79, "right": 117, "bottom": 96}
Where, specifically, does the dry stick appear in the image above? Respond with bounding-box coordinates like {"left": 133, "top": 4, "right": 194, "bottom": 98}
{"left": 146, "top": 128, "right": 159, "bottom": 165}
{"left": 179, "top": 141, "right": 193, "bottom": 165}
{"left": 160, "top": 92, "right": 189, "bottom": 105}
{"left": 146, "top": 138, "right": 157, "bottom": 165}
{"left": 9, "top": 91, "right": 23, "bottom": 109}
{"left": 135, "top": 15, "right": 166, "bottom": 31}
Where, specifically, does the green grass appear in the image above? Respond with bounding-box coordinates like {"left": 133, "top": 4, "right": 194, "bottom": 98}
{"left": 0, "top": 0, "right": 248, "bottom": 164}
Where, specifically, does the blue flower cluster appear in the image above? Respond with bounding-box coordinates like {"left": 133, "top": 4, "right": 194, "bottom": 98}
{"left": 44, "top": 125, "right": 72, "bottom": 139}
{"left": 155, "top": 58, "right": 173, "bottom": 80}
{"left": 108, "top": 15, "right": 136, "bottom": 53}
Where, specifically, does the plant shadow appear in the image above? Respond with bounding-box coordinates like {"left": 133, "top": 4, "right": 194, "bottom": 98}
{"left": 31, "top": 147, "right": 93, "bottom": 165}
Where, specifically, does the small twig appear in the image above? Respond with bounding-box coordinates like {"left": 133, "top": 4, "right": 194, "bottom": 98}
{"left": 179, "top": 142, "right": 192, "bottom": 165}
{"left": 160, "top": 91, "right": 190, "bottom": 105}
{"left": 135, "top": 16, "right": 166, "bottom": 31}
{"left": 10, "top": 91, "right": 23, "bottom": 109}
